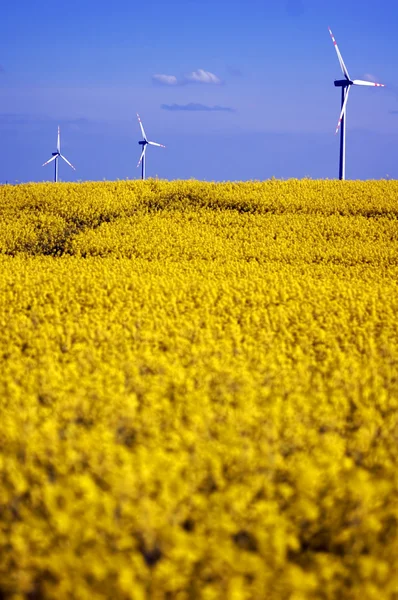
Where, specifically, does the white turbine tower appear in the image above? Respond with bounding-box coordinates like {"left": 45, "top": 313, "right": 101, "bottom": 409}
{"left": 136, "top": 114, "right": 165, "bottom": 180}
{"left": 42, "top": 126, "right": 76, "bottom": 182}
{"left": 328, "top": 28, "right": 385, "bottom": 180}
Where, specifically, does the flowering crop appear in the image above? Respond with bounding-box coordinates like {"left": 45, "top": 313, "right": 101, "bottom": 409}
{"left": 0, "top": 180, "right": 398, "bottom": 599}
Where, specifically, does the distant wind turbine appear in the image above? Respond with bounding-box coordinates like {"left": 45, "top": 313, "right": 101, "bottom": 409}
{"left": 136, "top": 114, "right": 165, "bottom": 180}
{"left": 42, "top": 126, "right": 76, "bottom": 182}
{"left": 328, "top": 28, "right": 385, "bottom": 180}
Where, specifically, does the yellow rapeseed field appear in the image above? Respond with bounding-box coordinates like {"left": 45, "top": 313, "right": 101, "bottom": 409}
{"left": 0, "top": 179, "right": 398, "bottom": 600}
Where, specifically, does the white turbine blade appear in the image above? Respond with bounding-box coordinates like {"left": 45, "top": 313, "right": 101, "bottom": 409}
{"left": 148, "top": 140, "right": 165, "bottom": 148}
{"left": 328, "top": 27, "right": 350, "bottom": 80}
{"left": 42, "top": 155, "right": 58, "bottom": 167}
{"left": 60, "top": 154, "right": 76, "bottom": 170}
{"left": 335, "top": 86, "right": 351, "bottom": 135}
{"left": 352, "top": 79, "right": 385, "bottom": 87}
{"left": 57, "top": 126, "right": 61, "bottom": 152}
{"left": 137, "top": 145, "right": 147, "bottom": 167}
{"left": 137, "top": 113, "right": 147, "bottom": 141}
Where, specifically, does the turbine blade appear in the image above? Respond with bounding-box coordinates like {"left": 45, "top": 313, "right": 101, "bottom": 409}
{"left": 148, "top": 140, "right": 165, "bottom": 148}
{"left": 335, "top": 86, "right": 351, "bottom": 135}
{"left": 42, "top": 155, "right": 58, "bottom": 166}
{"left": 60, "top": 154, "right": 76, "bottom": 170}
{"left": 57, "top": 126, "right": 61, "bottom": 152}
{"left": 328, "top": 27, "right": 350, "bottom": 80}
{"left": 352, "top": 79, "right": 385, "bottom": 87}
{"left": 137, "top": 145, "right": 147, "bottom": 167}
{"left": 137, "top": 113, "right": 147, "bottom": 141}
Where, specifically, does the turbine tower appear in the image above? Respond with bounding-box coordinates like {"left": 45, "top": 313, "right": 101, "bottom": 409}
{"left": 328, "top": 28, "right": 385, "bottom": 180}
{"left": 42, "top": 126, "right": 76, "bottom": 182}
{"left": 136, "top": 114, "right": 165, "bottom": 180}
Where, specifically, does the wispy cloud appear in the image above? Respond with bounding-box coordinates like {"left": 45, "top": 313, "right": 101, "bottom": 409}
{"left": 227, "top": 66, "right": 243, "bottom": 77}
{"left": 161, "top": 103, "right": 235, "bottom": 112}
{"left": 152, "top": 74, "right": 178, "bottom": 86}
{"left": 0, "top": 114, "right": 90, "bottom": 126}
{"left": 152, "top": 69, "right": 222, "bottom": 86}
{"left": 0, "top": 113, "right": 45, "bottom": 125}
{"left": 363, "top": 73, "right": 381, "bottom": 83}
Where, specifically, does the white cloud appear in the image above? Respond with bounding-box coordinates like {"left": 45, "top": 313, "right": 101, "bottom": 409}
{"left": 152, "top": 74, "right": 178, "bottom": 86}
{"left": 364, "top": 73, "right": 378, "bottom": 83}
{"left": 184, "top": 69, "right": 221, "bottom": 85}
{"left": 161, "top": 103, "right": 234, "bottom": 112}
{"left": 152, "top": 69, "right": 222, "bottom": 86}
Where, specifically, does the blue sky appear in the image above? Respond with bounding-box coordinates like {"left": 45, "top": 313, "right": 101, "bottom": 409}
{"left": 1, "top": 0, "right": 398, "bottom": 182}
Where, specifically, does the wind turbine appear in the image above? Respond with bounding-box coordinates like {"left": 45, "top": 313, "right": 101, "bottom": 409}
{"left": 136, "top": 114, "right": 165, "bottom": 180}
{"left": 328, "top": 28, "right": 385, "bottom": 180}
{"left": 42, "top": 126, "right": 76, "bottom": 182}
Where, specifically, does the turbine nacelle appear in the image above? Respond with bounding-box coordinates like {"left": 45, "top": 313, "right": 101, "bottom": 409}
{"left": 334, "top": 79, "right": 352, "bottom": 87}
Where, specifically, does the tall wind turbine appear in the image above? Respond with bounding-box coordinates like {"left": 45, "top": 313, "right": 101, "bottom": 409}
{"left": 328, "top": 28, "right": 385, "bottom": 180}
{"left": 42, "top": 126, "right": 76, "bottom": 182}
{"left": 136, "top": 114, "right": 165, "bottom": 180}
